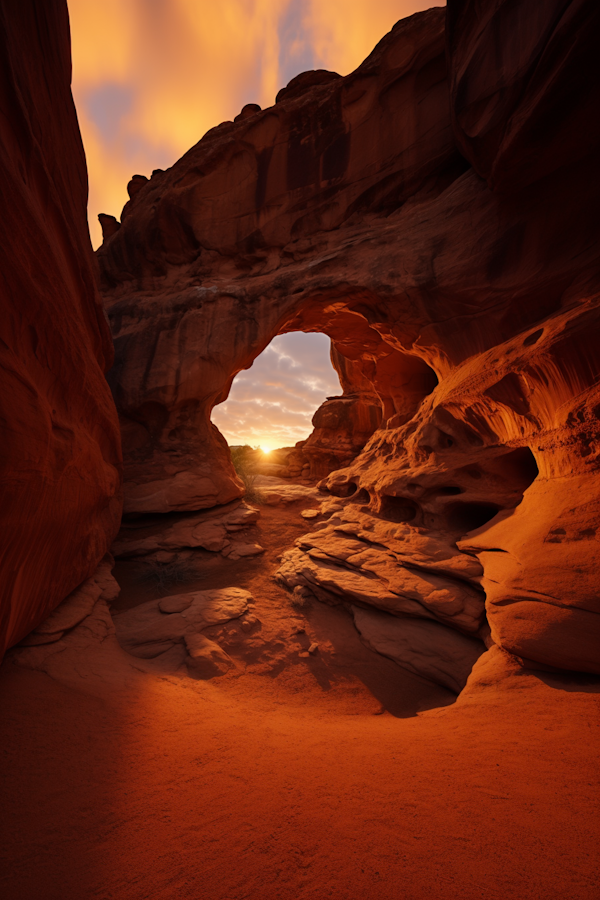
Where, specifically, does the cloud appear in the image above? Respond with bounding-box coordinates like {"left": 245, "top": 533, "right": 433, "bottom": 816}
{"left": 211, "top": 332, "right": 342, "bottom": 448}
{"left": 305, "top": 0, "right": 445, "bottom": 76}
{"left": 68, "top": 0, "right": 443, "bottom": 247}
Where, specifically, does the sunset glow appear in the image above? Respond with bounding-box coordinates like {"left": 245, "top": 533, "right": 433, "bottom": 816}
{"left": 211, "top": 333, "right": 341, "bottom": 450}
{"left": 68, "top": 1, "right": 444, "bottom": 248}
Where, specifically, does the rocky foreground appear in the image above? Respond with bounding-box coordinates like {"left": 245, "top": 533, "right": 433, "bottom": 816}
{"left": 2, "top": 489, "right": 599, "bottom": 898}
{"left": 1, "top": 1, "right": 599, "bottom": 897}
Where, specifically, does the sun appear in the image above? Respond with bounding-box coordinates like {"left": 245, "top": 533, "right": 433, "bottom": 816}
{"left": 258, "top": 443, "right": 273, "bottom": 455}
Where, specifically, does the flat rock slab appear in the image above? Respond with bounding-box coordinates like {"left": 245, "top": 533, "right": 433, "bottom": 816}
{"left": 112, "top": 504, "right": 260, "bottom": 557}
{"left": 114, "top": 587, "right": 252, "bottom": 659}
{"left": 254, "top": 476, "right": 320, "bottom": 506}
{"left": 352, "top": 605, "right": 485, "bottom": 693}
{"left": 279, "top": 527, "right": 484, "bottom": 633}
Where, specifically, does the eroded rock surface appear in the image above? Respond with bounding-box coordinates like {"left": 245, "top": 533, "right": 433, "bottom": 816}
{"left": 352, "top": 605, "right": 485, "bottom": 693}
{"left": 113, "top": 586, "right": 252, "bottom": 668}
{"left": 112, "top": 501, "right": 260, "bottom": 558}
{"left": 97, "top": 3, "right": 600, "bottom": 676}
{"left": 98, "top": 7, "right": 453, "bottom": 515}
{"left": 0, "top": 0, "right": 122, "bottom": 657}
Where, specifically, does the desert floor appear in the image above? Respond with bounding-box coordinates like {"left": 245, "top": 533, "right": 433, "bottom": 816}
{"left": 1, "top": 495, "right": 599, "bottom": 900}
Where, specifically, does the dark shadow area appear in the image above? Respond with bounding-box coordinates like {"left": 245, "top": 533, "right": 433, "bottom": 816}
{"left": 379, "top": 495, "right": 419, "bottom": 523}
{"left": 298, "top": 600, "right": 457, "bottom": 718}
{"left": 0, "top": 666, "right": 122, "bottom": 899}
{"left": 535, "top": 670, "right": 600, "bottom": 693}
{"left": 328, "top": 481, "right": 358, "bottom": 497}
{"left": 447, "top": 501, "right": 501, "bottom": 532}
{"left": 351, "top": 487, "right": 371, "bottom": 504}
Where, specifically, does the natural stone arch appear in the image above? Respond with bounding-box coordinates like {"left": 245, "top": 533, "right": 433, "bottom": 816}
{"left": 98, "top": 4, "right": 600, "bottom": 681}
{"left": 106, "top": 283, "right": 439, "bottom": 515}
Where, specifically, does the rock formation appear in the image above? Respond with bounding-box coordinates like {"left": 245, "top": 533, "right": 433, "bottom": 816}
{"left": 96, "top": 1, "right": 599, "bottom": 679}
{"left": 0, "top": 0, "right": 122, "bottom": 657}
{"left": 98, "top": 6, "right": 453, "bottom": 515}
{"left": 1, "top": 7, "right": 598, "bottom": 898}
{"left": 300, "top": 346, "right": 384, "bottom": 479}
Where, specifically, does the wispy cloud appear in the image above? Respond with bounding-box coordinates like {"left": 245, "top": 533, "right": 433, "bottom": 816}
{"left": 211, "top": 333, "right": 341, "bottom": 448}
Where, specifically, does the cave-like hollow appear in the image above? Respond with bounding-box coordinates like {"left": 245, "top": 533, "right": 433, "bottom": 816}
{"left": 107, "top": 280, "right": 546, "bottom": 707}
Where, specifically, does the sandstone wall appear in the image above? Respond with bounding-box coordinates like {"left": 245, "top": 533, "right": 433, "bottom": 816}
{"left": 0, "top": 0, "right": 122, "bottom": 656}
{"left": 98, "top": 4, "right": 599, "bottom": 675}
{"left": 99, "top": 7, "right": 456, "bottom": 513}
{"left": 447, "top": 0, "right": 600, "bottom": 190}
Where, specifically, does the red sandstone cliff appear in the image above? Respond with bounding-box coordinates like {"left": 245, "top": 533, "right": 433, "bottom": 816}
{"left": 0, "top": 0, "right": 122, "bottom": 657}
{"left": 96, "top": 2, "right": 600, "bottom": 676}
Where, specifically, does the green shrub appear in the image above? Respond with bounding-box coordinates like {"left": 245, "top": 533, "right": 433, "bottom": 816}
{"left": 230, "top": 445, "right": 264, "bottom": 504}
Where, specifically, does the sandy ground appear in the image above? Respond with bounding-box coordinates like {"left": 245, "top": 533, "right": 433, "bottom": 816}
{"left": 1, "top": 497, "right": 599, "bottom": 900}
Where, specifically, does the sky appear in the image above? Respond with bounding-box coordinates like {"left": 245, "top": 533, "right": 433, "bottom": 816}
{"left": 211, "top": 332, "right": 342, "bottom": 450}
{"left": 67, "top": 0, "right": 442, "bottom": 449}
{"left": 68, "top": 0, "right": 443, "bottom": 249}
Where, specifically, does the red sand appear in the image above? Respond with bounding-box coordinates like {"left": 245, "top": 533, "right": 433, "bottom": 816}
{"left": 1, "top": 502, "right": 599, "bottom": 900}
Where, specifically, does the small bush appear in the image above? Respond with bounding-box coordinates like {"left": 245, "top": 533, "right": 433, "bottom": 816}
{"left": 230, "top": 445, "right": 265, "bottom": 504}
{"left": 288, "top": 585, "right": 313, "bottom": 609}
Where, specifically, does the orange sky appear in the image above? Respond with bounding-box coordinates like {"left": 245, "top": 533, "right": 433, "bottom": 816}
{"left": 68, "top": 0, "right": 443, "bottom": 248}
{"left": 68, "top": 0, "right": 444, "bottom": 449}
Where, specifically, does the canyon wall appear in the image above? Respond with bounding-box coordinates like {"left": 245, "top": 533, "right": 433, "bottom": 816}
{"left": 0, "top": 0, "right": 122, "bottom": 656}
{"left": 97, "top": 2, "right": 599, "bottom": 675}
{"left": 98, "top": 7, "right": 455, "bottom": 514}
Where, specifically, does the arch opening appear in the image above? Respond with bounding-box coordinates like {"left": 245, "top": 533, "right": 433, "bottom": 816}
{"left": 211, "top": 332, "right": 342, "bottom": 454}
{"left": 210, "top": 320, "right": 440, "bottom": 483}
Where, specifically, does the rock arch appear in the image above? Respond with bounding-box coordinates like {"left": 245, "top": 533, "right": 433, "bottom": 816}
{"left": 98, "top": 5, "right": 600, "bottom": 677}
{"left": 105, "top": 282, "right": 440, "bottom": 514}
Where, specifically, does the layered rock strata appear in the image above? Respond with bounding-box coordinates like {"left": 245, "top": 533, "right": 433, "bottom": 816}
{"left": 98, "top": 7, "right": 452, "bottom": 514}
{"left": 97, "top": 2, "right": 600, "bottom": 677}
{"left": 0, "top": 0, "right": 122, "bottom": 656}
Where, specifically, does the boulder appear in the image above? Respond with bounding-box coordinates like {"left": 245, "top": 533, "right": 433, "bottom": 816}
{"left": 113, "top": 587, "right": 252, "bottom": 660}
